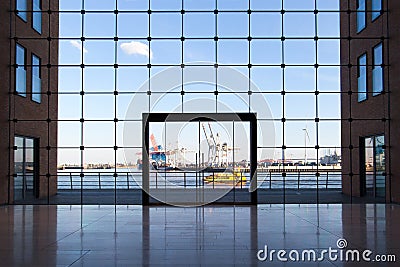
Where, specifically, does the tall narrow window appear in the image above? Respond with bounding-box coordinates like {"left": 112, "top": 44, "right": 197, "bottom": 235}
{"left": 14, "top": 136, "right": 38, "bottom": 201}
{"left": 372, "top": 0, "right": 382, "bottom": 21}
{"left": 357, "top": 53, "right": 367, "bottom": 102}
{"left": 16, "top": 44, "right": 27, "bottom": 97}
{"left": 357, "top": 0, "right": 366, "bottom": 33}
{"left": 374, "top": 135, "right": 385, "bottom": 198}
{"left": 16, "top": 0, "right": 28, "bottom": 22}
{"left": 373, "top": 43, "right": 383, "bottom": 96}
{"left": 32, "top": 54, "right": 41, "bottom": 103}
{"left": 32, "top": 0, "right": 42, "bottom": 34}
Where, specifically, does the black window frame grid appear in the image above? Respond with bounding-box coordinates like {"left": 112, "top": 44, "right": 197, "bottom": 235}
{"left": 8, "top": 0, "right": 391, "bottom": 205}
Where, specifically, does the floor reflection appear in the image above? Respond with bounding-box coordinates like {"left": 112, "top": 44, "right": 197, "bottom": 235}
{"left": 0, "top": 204, "right": 398, "bottom": 266}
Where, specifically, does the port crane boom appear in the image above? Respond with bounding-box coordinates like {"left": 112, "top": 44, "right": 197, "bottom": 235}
{"left": 202, "top": 123, "right": 216, "bottom": 166}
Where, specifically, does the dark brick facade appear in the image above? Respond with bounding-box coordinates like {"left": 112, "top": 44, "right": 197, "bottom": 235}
{"left": 340, "top": 0, "right": 399, "bottom": 202}
{"left": 0, "top": 0, "right": 59, "bottom": 204}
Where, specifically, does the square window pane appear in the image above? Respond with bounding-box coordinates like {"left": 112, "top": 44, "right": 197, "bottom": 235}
{"left": 318, "top": 40, "right": 340, "bottom": 65}
{"left": 118, "top": 0, "right": 148, "bottom": 10}
{"left": 150, "top": 40, "right": 181, "bottom": 65}
{"left": 151, "top": 0, "right": 181, "bottom": 10}
{"left": 317, "top": 0, "right": 339, "bottom": 10}
{"left": 285, "top": 94, "right": 315, "bottom": 119}
{"left": 117, "top": 148, "right": 142, "bottom": 169}
{"left": 183, "top": 66, "right": 215, "bottom": 85}
{"left": 284, "top": 13, "right": 315, "bottom": 37}
{"left": 184, "top": 13, "right": 215, "bottom": 37}
{"left": 60, "top": 0, "right": 82, "bottom": 11}
{"left": 184, "top": 40, "right": 215, "bottom": 63}
{"left": 150, "top": 66, "right": 179, "bottom": 83}
{"left": 58, "top": 149, "right": 81, "bottom": 169}
{"left": 58, "top": 67, "right": 82, "bottom": 93}
{"left": 151, "top": 13, "right": 181, "bottom": 37}
{"left": 84, "top": 14, "right": 115, "bottom": 37}
{"left": 218, "top": 40, "right": 248, "bottom": 64}
{"left": 251, "top": 13, "right": 281, "bottom": 37}
{"left": 317, "top": 67, "right": 340, "bottom": 92}
{"left": 84, "top": 41, "right": 115, "bottom": 65}
{"left": 317, "top": 13, "right": 340, "bottom": 37}
{"left": 150, "top": 92, "right": 182, "bottom": 113}
{"left": 84, "top": 95, "right": 115, "bottom": 119}
{"left": 83, "top": 148, "right": 115, "bottom": 165}
{"left": 284, "top": 0, "right": 315, "bottom": 10}
{"left": 84, "top": 122, "right": 115, "bottom": 147}
{"left": 183, "top": 93, "right": 216, "bottom": 113}
{"left": 285, "top": 122, "right": 317, "bottom": 149}
{"left": 251, "top": 67, "right": 283, "bottom": 92}
{"left": 184, "top": 0, "right": 215, "bottom": 10}
{"left": 256, "top": 93, "right": 282, "bottom": 119}
{"left": 84, "top": 67, "right": 115, "bottom": 92}
{"left": 217, "top": 92, "right": 249, "bottom": 112}
{"left": 258, "top": 121, "right": 278, "bottom": 149}
{"left": 217, "top": 66, "right": 248, "bottom": 91}
{"left": 318, "top": 93, "right": 340, "bottom": 118}
{"left": 118, "top": 13, "right": 148, "bottom": 38}
{"left": 218, "top": 0, "right": 248, "bottom": 10}
{"left": 119, "top": 41, "right": 151, "bottom": 65}
{"left": 284, "top": 40, "right": 316, "bottom": 65}
{"left": 59, "top": 94, "right": 82, "bottom": 119}
{"left": 59, "top": 40, "right": 83, "bottom": 65}
{"left": 117, "top": 68, "right": 149, "bottom": 92}
{"left": 85, "top": 0, "right": 115, "bottom": 11}
{"left": 251, "top": 0, "right": 282, "bottom": 10}
{"left": 285, "top": 67, "right": 316, "bottom": 92}
{"left": 119, "top": 122, "right": 142, "bottom": 147}
{"left": 58, "top": 122, "right": 81, "bottom": 147}
{"left": 124, "top": 93, "right": 149, "bottom": 120}
{"left": 251, "top": 40, "right": 282, "bottom": 65}
{"left": 218, "top": 13, "right": 248, "bottom": 37}
{"left": 318, "top": 121, "right": 341, "bottom": 149}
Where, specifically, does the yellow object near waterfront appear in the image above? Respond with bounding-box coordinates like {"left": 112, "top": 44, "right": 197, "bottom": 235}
{"left": 204, "top": 170, "right": 247, "bottom": 183}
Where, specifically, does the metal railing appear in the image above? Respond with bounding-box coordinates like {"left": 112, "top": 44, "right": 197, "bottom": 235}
{"left": 57, "top": 170, "right": 342, "bottom": 190}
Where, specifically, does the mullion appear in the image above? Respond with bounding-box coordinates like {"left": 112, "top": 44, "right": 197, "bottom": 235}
{"left": 281, "top": 0, "right": 286, "bottom": 203}
{"left": 314, "top": 0, "right": 319, "bottom": 203}
{"left": 114, "top": 0, "right": 118, "bottom": 205}
{"left": 80, "top": 0, "right": 85, "bottom": 205}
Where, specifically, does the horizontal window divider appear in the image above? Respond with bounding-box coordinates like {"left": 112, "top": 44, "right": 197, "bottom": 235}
{"left": 49, "top": 91, "right": 353, "bottom": 95}
{"left": 54, "top": 146, "right": 142, "bottom": 149}
{"left": 53, "top": 64, "right": 354, "bottom": 68}
{"left": 29, "top": 9, "right": 388, "bottom": 14}
{"left": 257, "top": 146, "right": 362, "bottom": 150}
{"left": 9, "top": 36, "right": 389, "bottom": 42}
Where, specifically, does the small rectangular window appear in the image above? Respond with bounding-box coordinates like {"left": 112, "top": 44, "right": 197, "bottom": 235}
{"left": 372, "top": 43, "right": 383, "bottom": 96}
{"left": 32, "top": 0, "right": 42, "bottom": 34}
{"left": 372, "top": 0, "right": 382, "bottom": 21}
{"left": 16, "top": 0, "right": 28, "bottom": 22}
{"left": 16, "top": 44, "right": 27, "bottom": 97}
{"left": 357, "top": 53, "right": 367, "bottom": 102}
{"left": 356, "top": 0, "right": 366, "bottom": 33}
{"left": 32, "top": 54, "right": 41, "bottom": 103}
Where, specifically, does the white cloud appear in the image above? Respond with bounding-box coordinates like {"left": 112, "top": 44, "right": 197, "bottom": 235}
{"left": 70, "top": 40, "right": 88, "bottom": 54}
{"left": 120, "top": 41, "right": 153, "bottom": 59}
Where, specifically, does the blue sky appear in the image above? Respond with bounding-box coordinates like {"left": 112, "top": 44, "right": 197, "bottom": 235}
{"left": 57, "top": 0, "right": 341, "bottom": 164}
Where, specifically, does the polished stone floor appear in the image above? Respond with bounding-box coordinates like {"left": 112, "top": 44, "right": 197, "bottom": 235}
{"left": 0, "top": 204, "right": 398, "bottom": 266}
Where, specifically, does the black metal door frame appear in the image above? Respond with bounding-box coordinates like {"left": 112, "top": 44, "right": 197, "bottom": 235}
{"left": 142, "top": 113, "right": 257, "bottom": 205}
